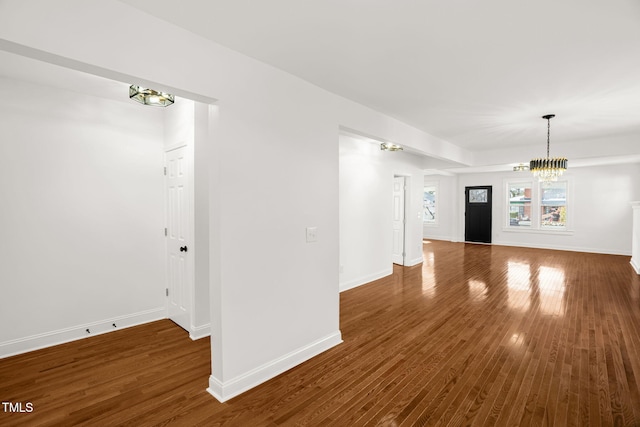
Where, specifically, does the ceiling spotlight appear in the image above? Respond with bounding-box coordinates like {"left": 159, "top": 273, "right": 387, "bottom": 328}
{"left": 380, "top": 142, "right": 403, "bottom": 151}
{"left": 129, "top": 85, "right": 175, "bottom": 107}
{"left": 513, "top": 164, "right": 529, "bottom": 172}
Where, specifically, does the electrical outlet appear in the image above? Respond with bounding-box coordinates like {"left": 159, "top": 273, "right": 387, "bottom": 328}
{"left": 306, "top": 227, "right": 318, "bottom": 243}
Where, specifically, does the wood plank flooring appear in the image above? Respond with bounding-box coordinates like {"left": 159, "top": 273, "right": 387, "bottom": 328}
{"left": 1, "top": 240, "right": 639, "bottom": 426}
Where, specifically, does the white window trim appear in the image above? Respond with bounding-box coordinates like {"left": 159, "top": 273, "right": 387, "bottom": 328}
{"left": 502, "top": 177, "right": 574, "bottom": 234}
{"left": 502, "top": 227, "right": 574, "bottom": 236}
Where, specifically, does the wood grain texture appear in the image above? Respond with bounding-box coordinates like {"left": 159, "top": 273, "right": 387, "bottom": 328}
{"left": 1, "top": 240, "right": 639, "bottom": 426}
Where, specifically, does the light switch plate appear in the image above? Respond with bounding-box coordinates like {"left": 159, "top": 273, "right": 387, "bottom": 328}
{"left": 306, "top": 227, "right": 318, "bottom": 243}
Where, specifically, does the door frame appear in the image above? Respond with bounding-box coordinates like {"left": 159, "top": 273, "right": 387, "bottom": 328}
{"left": 392, "top": 175, "right": 407, "bottom": 265}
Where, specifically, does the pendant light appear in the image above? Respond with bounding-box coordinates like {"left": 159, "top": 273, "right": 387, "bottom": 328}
{"left": 530, "top": 114, "right": 567, "bottom": 182}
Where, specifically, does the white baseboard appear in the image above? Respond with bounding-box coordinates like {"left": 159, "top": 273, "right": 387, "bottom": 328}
{"left": 190, "top": 323, "right": 211, "bottom": 340}
{"left": 339, "top": 268, "right": 392, "bottom": 292}
{"left": 632, "top": 258, "right": 640, "bottom": 275}
{"left": 405, "top": 256, "right": 424, "bottom": 267}
{"left": 207, "top": 331, "right": 342, "bottom": 403}
{"left": 493, "top": 240, "right": 632, "bottom": 256}
{"left": 423, "top": 235, "right": 454, "bottom": 242}
{"left": 0, "top": 307, "right": 166, "bottom": 359}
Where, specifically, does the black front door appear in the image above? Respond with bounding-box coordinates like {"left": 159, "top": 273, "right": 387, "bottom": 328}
{"left": 465, "top": 186, "right": 492, "bottom": 243}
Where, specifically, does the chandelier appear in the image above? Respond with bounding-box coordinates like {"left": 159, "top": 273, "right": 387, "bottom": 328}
{"left": 530, "top": 114, "right": 567, "bottom": 182}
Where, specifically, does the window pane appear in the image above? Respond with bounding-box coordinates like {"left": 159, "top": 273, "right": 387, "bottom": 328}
{"left": 424, "top": 186, "right": 436, "bottom": 223}
{"left": 508, "top": 184, "right": 532, "bottom": 227}
{"left": 540, "top": 181, "right": 567, "bottom": 228}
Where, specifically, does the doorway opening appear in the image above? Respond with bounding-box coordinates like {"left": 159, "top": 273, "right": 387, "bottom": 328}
{"left": 163, "top": 98, "right": 214, "bottom": 340}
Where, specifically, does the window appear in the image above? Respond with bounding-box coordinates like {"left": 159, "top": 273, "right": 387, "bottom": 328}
{"left": 508, "top": 184, "right": 532, "bottom": 227}
{"left": 540, "top": 181, "right": 567, "bottom": 228}
{"left": 505, "top": 179, "right": 569, "bottom": 231}
{"left": 423, "top": 185, "right": 437, "bottom": 224}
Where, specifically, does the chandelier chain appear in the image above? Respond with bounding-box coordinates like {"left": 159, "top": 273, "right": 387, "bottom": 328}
{"left": 547, "top": 116, "right": 551, "bottom": 158}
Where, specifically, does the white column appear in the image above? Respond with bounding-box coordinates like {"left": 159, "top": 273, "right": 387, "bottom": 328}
{"left": 631, "top": 201, "right": 640, "bottom": 274}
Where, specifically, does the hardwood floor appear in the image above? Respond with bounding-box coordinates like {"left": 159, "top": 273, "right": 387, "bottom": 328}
{"left": 2, "top": 240, "right": 639, "bottom": 426}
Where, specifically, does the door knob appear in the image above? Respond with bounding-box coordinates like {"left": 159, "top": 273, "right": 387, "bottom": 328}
{"left": 180, "top": 246, "right": 188, "bottom": 252}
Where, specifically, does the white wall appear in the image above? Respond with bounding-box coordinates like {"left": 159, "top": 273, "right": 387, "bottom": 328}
{"left": 164, "top": 97, "right": 195, "bottom": 151}
{"left": 193, "top": 102, "right": 211, "bottom": 334}
{"left": 436, "top": 163, "right": 640, "bottom": 255}
{"left": 631, "top": 202, "right": 640, "bottom": 274}
{"left": 339, "top": 135, "right": 424, "bottom": 292}
{"left": 0, "top": 77, "right": 166, "bottom": 356}
{"left": 209, "top": 75, "right": 342, "bottom": 396}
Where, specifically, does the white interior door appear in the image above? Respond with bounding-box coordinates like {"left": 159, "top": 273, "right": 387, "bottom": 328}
{"left": 392, "top": 176, "right": 406, "bottom": 265}
{"left": 166, "top": 146, "right": 191, "bottom": 332}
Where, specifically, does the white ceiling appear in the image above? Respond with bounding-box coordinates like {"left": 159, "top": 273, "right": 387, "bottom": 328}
{"left": 1, "top": 0, "right": 639, "bottom": 171}
{"left": 119, "top": 0, "right": 640, "bottom": 154}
